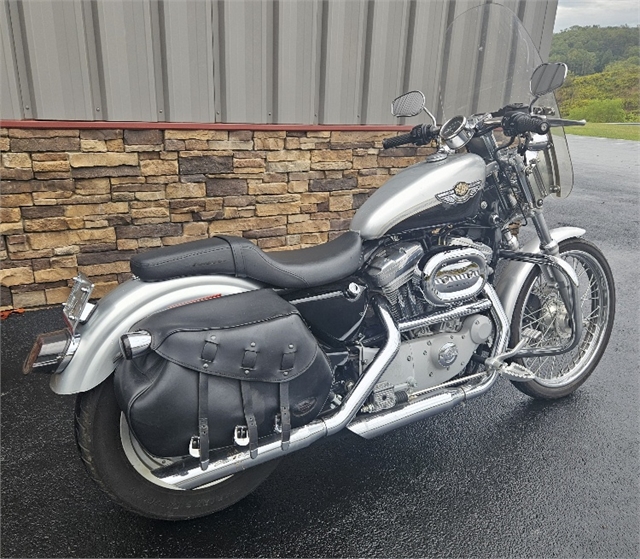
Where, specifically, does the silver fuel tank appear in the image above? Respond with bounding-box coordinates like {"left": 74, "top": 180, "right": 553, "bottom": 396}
{"left": 350, "top": 153, "right": 486, "bottom": 240}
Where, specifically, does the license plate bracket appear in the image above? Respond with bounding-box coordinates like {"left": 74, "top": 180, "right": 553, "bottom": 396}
{"left": 63, "top": 273, "right": 95, "bottom": 333}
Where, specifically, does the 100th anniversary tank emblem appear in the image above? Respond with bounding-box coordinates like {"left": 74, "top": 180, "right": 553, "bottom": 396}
{"left": 436, "top": 179, "right": 482, "bottom": 205}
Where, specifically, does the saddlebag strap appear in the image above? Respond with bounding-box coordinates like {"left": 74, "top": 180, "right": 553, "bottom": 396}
{"left": 240, "top": 380, "right": 259, "bottom": 458}
{"left": 198, "top": 372, "right": 210, "bottom": 470}
{"left": 279, "top": 382, "right": 291, "bottom": 451}
{"left": 216, "top": 235, "right": 247, "bottom": 278}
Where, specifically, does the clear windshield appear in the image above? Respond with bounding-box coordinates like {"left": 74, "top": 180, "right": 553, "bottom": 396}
{"left": 439, "top": 3, "right": 573, "bottom": 197}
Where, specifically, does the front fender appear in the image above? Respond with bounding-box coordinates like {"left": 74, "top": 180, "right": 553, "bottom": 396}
{"left": 495, "top": 226, "right": 586, "bottom": 323}
{"left": 50, "top": 275, "right": 262, "bottom": 395}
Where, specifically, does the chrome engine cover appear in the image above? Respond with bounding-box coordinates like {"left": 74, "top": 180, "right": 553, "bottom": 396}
{"left": 366, "top": 242, "right": 424, "bottom": 290}
{"left": 416, "top": 247, "right": 488, "bottom": 307}
{"left": 362, "top": 313, "right": 493, "bottom": 409}
{"left": 365, "top": 242, "right": 426, "bottom": 321}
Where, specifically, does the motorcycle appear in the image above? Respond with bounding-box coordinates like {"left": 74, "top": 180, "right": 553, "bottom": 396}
{"left": 24, "top": 4, "right": 615, "bottom": 520}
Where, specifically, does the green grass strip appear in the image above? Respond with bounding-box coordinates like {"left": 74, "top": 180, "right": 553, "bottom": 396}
{"left": 565, "top": 122, "right": 640, "bottom": 141}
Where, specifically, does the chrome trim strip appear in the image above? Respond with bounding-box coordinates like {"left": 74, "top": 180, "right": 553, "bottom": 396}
{"left": 288, "top": 291, "right": 343, "bottom": 305}
{"left": 397, "top": 299, "right": 492, "bottom": 333}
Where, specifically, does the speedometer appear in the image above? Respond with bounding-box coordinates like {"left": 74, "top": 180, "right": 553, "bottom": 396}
{"left": 440, "top": 115, "right": 473, "bottom": 150}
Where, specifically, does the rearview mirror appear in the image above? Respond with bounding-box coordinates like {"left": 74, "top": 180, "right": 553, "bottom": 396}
{"left": 530, "top": 63, "right": 568, "bottom": 97}
{"left": 391, "top": 91, "right": 426, "bottom": 117}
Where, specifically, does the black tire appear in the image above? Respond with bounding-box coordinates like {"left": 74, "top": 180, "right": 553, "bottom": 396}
{"left": 75, "top": 375, "right": 280, "bottom": 520}
{"left": 509, "top": 239, "right": 615, "bottom": 399}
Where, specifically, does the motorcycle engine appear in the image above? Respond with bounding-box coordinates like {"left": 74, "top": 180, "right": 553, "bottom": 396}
{"left": 361, "top": 239, "right": 494, "bottom": 410}
{"left": 365, "top": 242, "right": 427, "bottom": 321}
{"left": 364, "top": 239, "right": 492, "bottom": 320}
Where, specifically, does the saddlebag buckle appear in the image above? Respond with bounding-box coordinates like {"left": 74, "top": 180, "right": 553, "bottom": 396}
{"left": 189, "top": 435, "right": 201, "bottom": 458}
{"left": 233, "top": 425, "right": 250, "bottom": 447}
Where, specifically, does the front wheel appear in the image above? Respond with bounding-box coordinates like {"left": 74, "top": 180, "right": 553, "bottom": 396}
{"left": 75, "top": 376, "right": 280, "bottom": 520}
{"left": 509, "top": 238, "right": 615, "bottom": 399}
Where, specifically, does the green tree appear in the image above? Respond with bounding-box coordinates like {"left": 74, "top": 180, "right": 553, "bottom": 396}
{"left": 566, "top": 48, "right": 596, "bottom": 75}
{"left": 551, "top": 25, "right": 640, "bottom": 73}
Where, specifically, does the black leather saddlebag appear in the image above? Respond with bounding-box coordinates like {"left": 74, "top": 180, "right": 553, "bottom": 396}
{"left": 114, "top": 289, "right": 333, "bottom": 462}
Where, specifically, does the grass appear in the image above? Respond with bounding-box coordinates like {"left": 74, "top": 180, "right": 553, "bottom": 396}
{"left": 564, "top": 122, "right": 640, "bottom": 141}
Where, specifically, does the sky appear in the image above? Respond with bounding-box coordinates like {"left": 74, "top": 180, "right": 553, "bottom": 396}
{"left": 554, "top": 0, "right": 640, "bottom": 31}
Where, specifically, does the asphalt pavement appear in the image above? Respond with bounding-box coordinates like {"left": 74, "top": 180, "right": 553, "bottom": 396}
{"left": 1, "top": 135, "right": 638, "bottom": 558}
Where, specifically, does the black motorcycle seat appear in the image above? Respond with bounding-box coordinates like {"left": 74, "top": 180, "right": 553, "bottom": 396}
{"left": 130, "top": 231, "right": 362, "bottom": 288}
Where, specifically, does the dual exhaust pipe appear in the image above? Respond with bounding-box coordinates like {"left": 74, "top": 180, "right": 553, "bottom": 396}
{"left": 151, "top": 286, "right": 509, "bottom": 490}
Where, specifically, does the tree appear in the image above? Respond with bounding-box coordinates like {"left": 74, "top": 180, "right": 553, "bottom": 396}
{"left": 566, "top": 48, "right": 596, "bottom": 75}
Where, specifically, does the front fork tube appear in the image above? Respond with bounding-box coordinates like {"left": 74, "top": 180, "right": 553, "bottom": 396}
{"left": 511, "top": 158, "right": 583, "bottom": 358}
{"left": 530, "top": 209, "right": 578, "bottom": 319}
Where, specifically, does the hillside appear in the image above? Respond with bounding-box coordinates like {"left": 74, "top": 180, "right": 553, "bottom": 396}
{"left": 550, "top": 25, "right": 639, "bottom": 75}
{"left": 550, "top": 25, "right": 640, "bottom": 122}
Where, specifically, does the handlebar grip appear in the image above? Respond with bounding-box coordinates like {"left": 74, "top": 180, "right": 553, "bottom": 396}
{"left": 382, "top": 132, "right": 414, "bottom": 149}
{"left": 508, "top": 113, "right": 550, "bottom": 135}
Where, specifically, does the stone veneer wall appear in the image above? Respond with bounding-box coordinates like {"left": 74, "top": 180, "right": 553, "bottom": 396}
{"left": 0, "top": 127, "right": 433, "bottom": 310}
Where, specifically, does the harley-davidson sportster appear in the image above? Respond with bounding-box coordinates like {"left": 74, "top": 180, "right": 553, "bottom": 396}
{"left": 24, "top": 4, "right": 615, "bottom": 520}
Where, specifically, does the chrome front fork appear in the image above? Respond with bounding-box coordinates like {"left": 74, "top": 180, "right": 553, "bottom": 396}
{"left": 530, "top": 209, "right": 582, "bottom": 347}
{"left": 510, "top": 154, "right": 583, "bottom": 358}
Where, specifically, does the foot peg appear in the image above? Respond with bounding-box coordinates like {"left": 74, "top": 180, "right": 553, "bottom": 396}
{"left": 522, "top": 327, "right": 542, "bottom": 344}
{"left": 498, "top": 362, "right": 536, "bottom": 382}
{"left": 484, "top": 328, "right": 540, "bottom": 381}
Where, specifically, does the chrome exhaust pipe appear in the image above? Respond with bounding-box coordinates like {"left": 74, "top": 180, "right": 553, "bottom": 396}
{"left": 346, "top": 388, "right": 464, "bottom": 439}
{"left": 152, "top": 297, "right": 400, "bottom": 489}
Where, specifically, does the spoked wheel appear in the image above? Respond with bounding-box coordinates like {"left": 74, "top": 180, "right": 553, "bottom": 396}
{"left": 75, "top": 375, "right": 280, "bottom": 520}
{"left": 510, "top": 239, "right": 615, "bottom": 399}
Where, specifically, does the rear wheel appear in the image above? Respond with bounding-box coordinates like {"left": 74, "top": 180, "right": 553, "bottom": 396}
{"left": 75, "top": 375, "right": 280, "bottom": 520}
{"left": 509, "top": 239, "right": 615, "bottom": 399}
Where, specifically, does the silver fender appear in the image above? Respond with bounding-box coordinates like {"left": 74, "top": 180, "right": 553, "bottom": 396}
{"left": 50, "top": 275, "right": 262, "bottom": 395}
{"left": 495, "top": 226, "right": 586, "bottom": 323}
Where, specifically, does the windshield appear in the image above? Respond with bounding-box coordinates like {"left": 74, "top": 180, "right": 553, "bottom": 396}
{"left": 439, "top": 3, "right": 573, "bottom": 197}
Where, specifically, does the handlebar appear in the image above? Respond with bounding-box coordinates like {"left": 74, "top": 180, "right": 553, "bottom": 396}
{"left": 383, "top": 110, "right": 586, "bottom": 150}
{"left": 382, "top": 132, "right": 414, "bottom": 149}
{"left": 546, "top": 117, "right": 586, "bottom": 127}
{"left": 502, "top": 112, "right": 550, "bottom": 136}
{"left": 382, "top": 124, "right": 439, "bottom": 149}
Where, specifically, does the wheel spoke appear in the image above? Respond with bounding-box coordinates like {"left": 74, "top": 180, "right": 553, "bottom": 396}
{"left": 516, "top": 246, "right": 612, "bottom": 389}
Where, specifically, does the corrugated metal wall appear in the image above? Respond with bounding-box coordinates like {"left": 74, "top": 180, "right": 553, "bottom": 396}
{"left": 0, "top": 0, "right": 557, "bottom": 124}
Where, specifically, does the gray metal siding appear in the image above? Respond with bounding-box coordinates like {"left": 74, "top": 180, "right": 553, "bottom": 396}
{"left": 361, "top": 0, "right": 411, "bottom": 123}
{"left": 275, "top": 0, "right": 320, "bottom": 124}
{"left": 0, "top": 0, "right": 558, "bottom": 124}
{"left": 403, "top": 0, "right": 448, "bottom": 112}
{"left": 96, "top": 0, "right": 160, "bottom": 121}
{"left": 20, "top": 0, "right": 95, "bottom": 120}
{"left": 320, "top": 0, "right": 368, "bottom": 124}
{"left": 0, "top": 1, "right": 23, "bottom": 120}
{"left": 162, "top": 0, "right": 216, "bottom": 123}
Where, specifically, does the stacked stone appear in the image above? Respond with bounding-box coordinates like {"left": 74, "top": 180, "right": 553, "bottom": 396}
{"left": 0, "top": 127, "right": 433, "bottom": 310}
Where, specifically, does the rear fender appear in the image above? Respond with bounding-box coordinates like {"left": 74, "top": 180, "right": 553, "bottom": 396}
{"left": 50, "top": 275, "right": 261, "bottom": 395}
{"left": 495, "top": 226, "right": 586, "bottom": 323}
